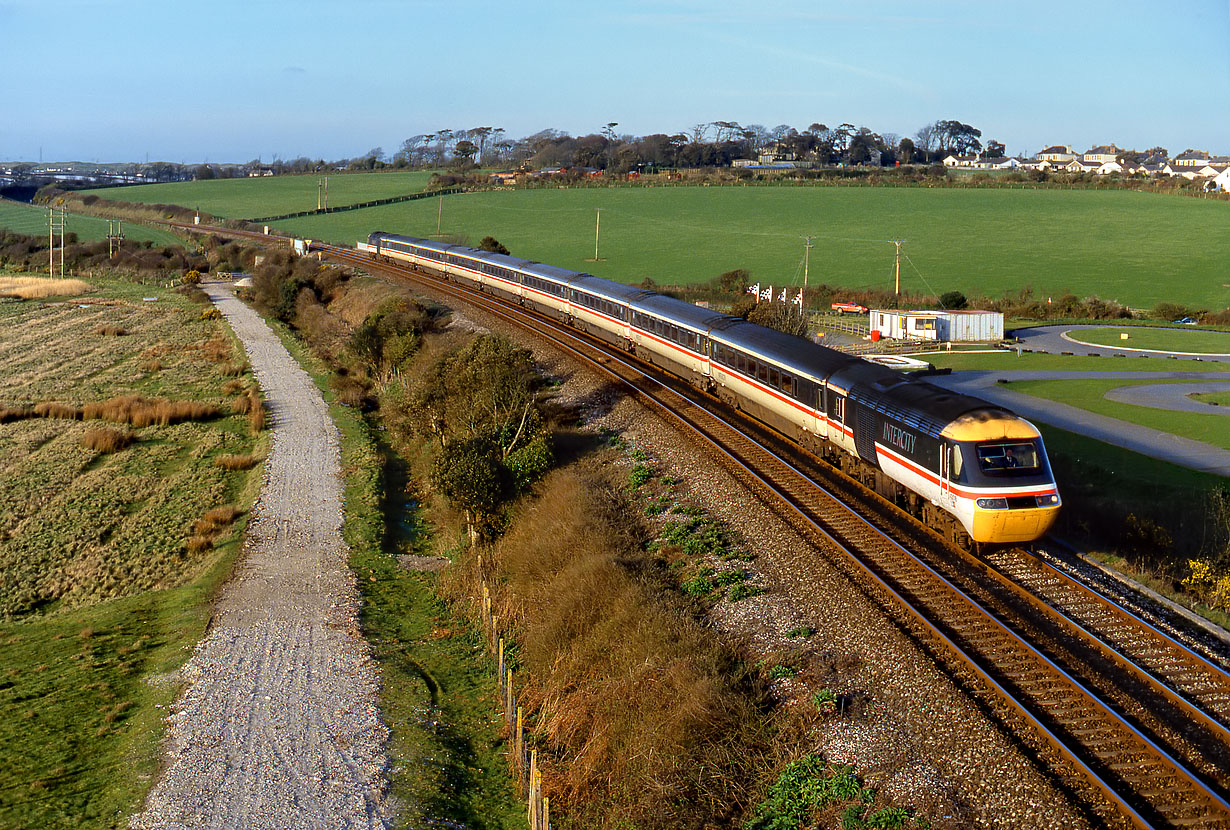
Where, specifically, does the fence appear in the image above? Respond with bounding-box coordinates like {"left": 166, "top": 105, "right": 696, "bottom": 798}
{"left": 242, "top": 187, "right": 467, "bottom": 223}
{"left": 476, "top": 556, "right": 550, "bottom": 830}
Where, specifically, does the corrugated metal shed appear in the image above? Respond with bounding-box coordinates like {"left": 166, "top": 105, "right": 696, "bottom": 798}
{"left": 870, "top": 309, "right": 1004, "bottom": 342}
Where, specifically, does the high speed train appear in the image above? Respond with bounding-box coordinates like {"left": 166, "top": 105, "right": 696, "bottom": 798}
{"left": 360, "top": 231, "right": 1061, "bottom": 547}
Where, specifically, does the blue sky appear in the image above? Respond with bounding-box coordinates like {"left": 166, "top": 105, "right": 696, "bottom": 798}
{"left": 2, "top": 0, "right": 1228, "bottom": 163}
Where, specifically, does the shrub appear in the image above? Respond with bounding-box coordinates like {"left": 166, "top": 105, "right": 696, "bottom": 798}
{"left": 0, "top": 406, "right": 33, "bottom": 423}
{"left": 93, "top": 325, "right": 128, "bottom": 336}
{"left": 80, "top": 427, "right": 133, "bottom": 454}
{"left": 182, "top": 269, "right": 201, "bottom": 285}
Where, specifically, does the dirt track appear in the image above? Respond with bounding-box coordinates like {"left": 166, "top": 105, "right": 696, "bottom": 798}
{"left": 130, "top": 283, "right": 392, "bottom": 829}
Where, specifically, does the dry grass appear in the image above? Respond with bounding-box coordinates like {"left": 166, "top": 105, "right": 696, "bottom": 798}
{"left": 443, "top": 466, "right": 768, "bottom": 827}
{"left": 221, "top": 379, "right": 247, "bottom": 396}
{"left": 246, "top": 390, "right": 265, "bottom": 434}
{"left": 0, "top": 276, "right": 93, "bottom": 299}
{"left": 193, "top": 504, "right": 240, "bottom": 536}
{"left": 80, "top": 395, "right": 218, "bottom": 427}
{"left": 80, "top": 427, "right": 133, "bottom": 454}
{"left": 93, "top": 325, "right": 128, "bottom": 337}
{"left": 33, "top": 401, "right": 81, "bottom": 420}
{"left": 214, "top": 454, "right": 259, "bottom": 471}
{"left": 140, "top": 358, "right": 163, "bottom": 373}
{"left": 0, "top": 406, "right": 33, "bottom": 423}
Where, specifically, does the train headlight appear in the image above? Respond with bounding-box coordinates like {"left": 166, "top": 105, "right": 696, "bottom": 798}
{"left": 1036, "top": 494, "right": 1060, "bottom": 507}
{"left": 975, "top": 497, "right": 1008, "bottom": 510}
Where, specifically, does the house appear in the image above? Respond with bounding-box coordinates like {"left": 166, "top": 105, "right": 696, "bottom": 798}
{"left": 1095, "top": 160, "right": 1124, "bottom": 175}
{"left": 1130, "top": 162, "right": 1165, "bottom": 176}
{"left": 488, "top": 171, "right": 520, "bottom": 185}
{"left": 1210, "top": 167, "right": 1230, "bottom": 191}
{"left": 943, "top": 154, "right": 978, "bottom": 168}
{"left": 1082, "top": 145, "right": 1122, "bottom": 164}
{"left": 1173, "top": 150, "right": 1210, "bottom": 167}
{"left": 1038, "top": 145, "right": 1076, "bottom": 162}
{"left": 1064, "top": 158, "right": 1100, "bottom": 173}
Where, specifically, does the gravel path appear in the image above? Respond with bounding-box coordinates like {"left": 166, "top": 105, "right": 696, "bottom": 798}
{"left": 130, "top": 283, "right": 392, "bottom": 830}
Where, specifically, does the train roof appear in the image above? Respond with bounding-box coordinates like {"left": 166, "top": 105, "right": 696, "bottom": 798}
{"left": 569, "top": 274, "right": 653, "bottom": 303}
{"left": 713, "top": 321, "right": 852, "bottom": 381}
{"left": 831, "top": 360, "right": 1009, "bottom": 436}
{"left": 522, "top": 260, "right": 583, "bottom": 284}
{"left": 630, "top": 293, "right": 738, "bottom": 332}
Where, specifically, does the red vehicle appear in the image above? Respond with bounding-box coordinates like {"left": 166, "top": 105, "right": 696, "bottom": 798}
{"left": 831, "top": 301, "right": 868, "bottom": 314}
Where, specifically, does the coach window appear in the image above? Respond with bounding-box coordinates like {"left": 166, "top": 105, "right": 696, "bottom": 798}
{"left": 757, "top": 363, "right": 768, "bottom": 383}
{"left": 781, "top": 374, "right": 793, "bottom": 396}
{"left": 832, "top": 395, "right": 845, "bottom": 423}
{"left": 769, "top": 368, "right": 779, "bottom": 388}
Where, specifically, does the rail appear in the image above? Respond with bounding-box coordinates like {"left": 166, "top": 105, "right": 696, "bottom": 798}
{"left": 319, "top": 243, "right": 1230, "bottom": 826}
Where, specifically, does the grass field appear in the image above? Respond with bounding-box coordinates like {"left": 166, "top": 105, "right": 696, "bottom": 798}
{"left": 1065, "top": 326, "right": 1230, "bottom": 354}
{"left": 0, "top": 199, "right": 183, "bottom": 247}
{"left": 260, "top": 185, "right": 1230, "bottom": 309}
{"left": 0, "top": 283, "right": 267, "bottom": 827}
{"left": 91, "top": 171, "right": 436, "bottom": 220}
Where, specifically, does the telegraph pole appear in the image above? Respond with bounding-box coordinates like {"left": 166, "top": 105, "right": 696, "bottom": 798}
{"left": 317, "top": 176, "right": 328, "bottom": 210}
{"left": 888, "top": 239, "right": 904, "bottom": 302}
{"left": 435, "top": 196, "right": 443, "bottom": 236}
{"left": 593, "top": 209, "right": 602, "bottom": 261}
{"left": 800, "top": 235, "right": 815, "bottom": 306}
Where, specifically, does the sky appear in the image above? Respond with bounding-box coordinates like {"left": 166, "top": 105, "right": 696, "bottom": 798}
{"left": 2, "top": 0, "right": 1228, "bottom": 164}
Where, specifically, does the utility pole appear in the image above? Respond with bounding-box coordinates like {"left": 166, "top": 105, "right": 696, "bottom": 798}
{"left": 48, "top": 205, "right": 67, "bottom": 276}
{"left": 106, "top": 220, "right": 124, "bottom": 259}
{"left": 435, "top": 196, "right": 443, "bottom": 236}
{"left": 800, "top": 235, "right": 815, "bottom": 306}
{"left": 317, "top": 176, "right": 328, "bottom": 210}
{"left": 888, "top": 239, "right": 904, "bottom": 303}
{"left": 593, "top": 209, "right": 602, "bottom": 261}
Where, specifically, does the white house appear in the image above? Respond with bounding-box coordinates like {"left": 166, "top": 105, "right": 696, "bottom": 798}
{"left": 1082, "top": 145, "right": 1122, "bottom": 164}
{"left": 1210, "top": 167, "right": 1230, "bottom": 191}
{"left": 1038, "top": 145, "right": 1076, "bottom": 162}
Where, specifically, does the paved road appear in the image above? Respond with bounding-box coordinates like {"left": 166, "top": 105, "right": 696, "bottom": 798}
{"left": 1011, "top": 324, "right": 1230, "bottom": 363}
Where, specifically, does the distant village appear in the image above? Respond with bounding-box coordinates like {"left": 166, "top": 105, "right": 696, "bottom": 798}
{"left": 3, "top": 140, "right": 1228, "bottom": 193}
{"left": 937, "top": 145, "right": 1230, "bottom": 190}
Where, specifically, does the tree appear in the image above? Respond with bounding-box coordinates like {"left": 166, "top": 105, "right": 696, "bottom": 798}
{"left": 478, "top": 236, "right": 510, "bottom": 255}
{"left": 747, "top": 300, "right": 809, "bottom": 338}
{"left": 898, "top": 137, "right": 916, "bottom": 164}
{"left": 985, "top": 140, "right": 1005, "bottom": 159}
{"left": 939, "top": 290, "right": 967, "bottom": 309}
{"left": 454, "top": 139, "right": 478, "bottom": 164}
{"left": 716, "top": 268, "right": 750, "bottom": 296}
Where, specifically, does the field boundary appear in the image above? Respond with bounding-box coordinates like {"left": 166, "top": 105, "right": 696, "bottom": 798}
{"left": 244, "top": 187, "right": 465, "bottom": 223}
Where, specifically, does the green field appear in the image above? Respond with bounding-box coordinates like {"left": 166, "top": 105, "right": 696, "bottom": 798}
{"left": 0, "top": 284, "right": 266, "bottom": 827}
{"left": 926, "top": 350, "right": 1224, "bottom": 373}
{"left": 264, "top": 186, "right": 1226, "bottom": 309}
{"left": 0, "top": 199, "right": 183, "bottom": 247}
{"left": 77, "top": 177, "right": 1230, "bottom": 308}
{"left": 1066, "top": 326, "right": 1230, "bottom": 354}
{"left": 92, "top": 171, "right": 436, "bottom": 220}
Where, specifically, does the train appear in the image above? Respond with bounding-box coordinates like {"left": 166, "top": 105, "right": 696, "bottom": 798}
{"left": 359, "top": 231, "right": 1061, "bottom": 547}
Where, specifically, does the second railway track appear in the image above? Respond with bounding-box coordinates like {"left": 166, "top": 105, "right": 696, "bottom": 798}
{"left": 221, "top": 230, "right": 1230, "bottom": 829}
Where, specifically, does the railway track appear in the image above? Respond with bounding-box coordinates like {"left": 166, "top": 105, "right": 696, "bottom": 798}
{"left": 198, "top": 228, "right": 1230, "bottom": 828}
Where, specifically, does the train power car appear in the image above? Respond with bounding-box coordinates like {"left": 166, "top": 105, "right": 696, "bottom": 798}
{"left": 361, "top": 231, "right": 1061, "bottom": 546}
